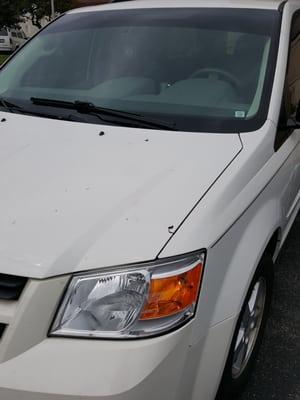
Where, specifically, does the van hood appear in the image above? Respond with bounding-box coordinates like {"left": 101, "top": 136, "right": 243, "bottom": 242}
{"left": 0, "top": 113, "right": 242, "bottom": 278}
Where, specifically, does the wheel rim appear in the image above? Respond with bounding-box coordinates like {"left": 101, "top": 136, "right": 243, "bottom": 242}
{"left": 232, "top": 277, "right": 267, "bottom": 379}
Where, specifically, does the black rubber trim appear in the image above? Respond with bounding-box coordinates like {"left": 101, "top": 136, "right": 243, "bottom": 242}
{"left": 0, "top": 274, "right": 28, "bottom": 300}
{"left": 278, "top": 0, "right": 288, "bottom": 13}
{"left": 278, "top": 1, "right": 287, "bottom": 13}
{"left": 274, "top": 10, "right": 300, "bottom": 152}
{"left": 0, "top": 323, "right": 7, "bottom": 339}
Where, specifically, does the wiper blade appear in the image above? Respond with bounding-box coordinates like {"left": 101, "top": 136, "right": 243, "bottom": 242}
{"left": 0, "top": 97, "right": 23, "bottom": 113}
{"left": 76, "top": 101, "right": 178, "bottom": 130}
{"left": 0, "top": 97, "right": 84, "bottom": 122}
{"left": 31, "top": 97, "right": 177, "bottom": 131}
{"left": 31, "top": 97, "right": 76, "bottom": 111}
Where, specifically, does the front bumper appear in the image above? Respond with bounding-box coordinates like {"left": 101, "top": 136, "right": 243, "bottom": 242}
{"left": 0, "top": 45, "right": 12, "bottom": 52}
{"left": 0, "top": 276, "right": 236, "bottom": 400}
{"left": 0, "top": 327, "right": 195, "bottom": 400}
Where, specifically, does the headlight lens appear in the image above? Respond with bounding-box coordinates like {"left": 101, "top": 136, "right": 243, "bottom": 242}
{"left": 50, "top": 251, "right": 205, "bottom": 339}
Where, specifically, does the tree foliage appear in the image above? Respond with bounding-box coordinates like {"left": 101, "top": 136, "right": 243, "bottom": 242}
{"left": 20, "top": 0, "right": 76, "bottom": 29}
{"left": 0, "top": 0, "right": 22, "bottom": 28}
{"left": 0, "top": 0, "right": 76, "bottom": 29}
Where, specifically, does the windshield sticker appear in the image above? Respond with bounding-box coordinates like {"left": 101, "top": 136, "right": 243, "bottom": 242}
{"left": 235, "top": 111, "right": 246, "bottom": 118}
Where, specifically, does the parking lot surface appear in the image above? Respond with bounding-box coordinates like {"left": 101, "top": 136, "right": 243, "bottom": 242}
{"left": 239, "top": 214, "right": 300, "bottom": 400}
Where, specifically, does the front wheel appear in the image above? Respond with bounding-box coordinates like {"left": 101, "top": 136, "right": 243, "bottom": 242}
{"left": 217, "top": 256, "right": 274, "bottom": 399}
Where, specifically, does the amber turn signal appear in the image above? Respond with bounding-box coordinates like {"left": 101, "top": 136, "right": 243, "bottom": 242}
{"left": 140, "top": 263, "right": 203, "bottom": 320}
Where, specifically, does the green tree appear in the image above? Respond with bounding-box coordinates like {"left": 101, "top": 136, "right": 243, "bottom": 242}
{"left": 0, "top": 0, "right": 75, "bottom": 30}
{"left": 20, "top": 0, "right": 74, "bottom": 29}
{"left": 0, "top": 0, "right": 22, "bottom": 28}
{"left": 21, "top": 0, "right": 76, "bottom": 29}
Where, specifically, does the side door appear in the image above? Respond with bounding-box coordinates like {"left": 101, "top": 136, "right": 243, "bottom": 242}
{"left": 21, "top": 30, "right": 27, "bottom": 43}
{"left": 0, "top": 28, "right": 10, "bottom": 51}
{"left": 288, "top": 11, "right": 300, "bottom": 211}
{"left": 10, "top": 30, "right": 18, "bottom": 50}
{"left": 16, "top": 31, "right": 25, "bottom": 47}
{"left": 275, "top": 10, "right": 300, "bottom": 231}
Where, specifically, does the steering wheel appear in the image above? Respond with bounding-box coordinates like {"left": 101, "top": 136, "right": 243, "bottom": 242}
{"left": 189, "top": 68, "right": 241, "bottom": 93}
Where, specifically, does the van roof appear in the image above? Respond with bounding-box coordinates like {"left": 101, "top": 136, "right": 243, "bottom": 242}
{"left": 69, "top": 0, "right": 286, "bottom": 14}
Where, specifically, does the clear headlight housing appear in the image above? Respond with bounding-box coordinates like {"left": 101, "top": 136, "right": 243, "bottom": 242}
{"left": 50, "top": 251, "right": 205, "bottom": 339}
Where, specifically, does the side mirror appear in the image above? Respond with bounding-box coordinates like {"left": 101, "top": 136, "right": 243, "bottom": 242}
{"left": 279, "top": 99, "right": 300, "bottom": 130}
{"left": 275, "top": 99, "right": 299, "bottom": 150}
{"left": 286, "top": 118, "right": 300, "bottom": 129}
{"left": 296, "top": 100, "right": 300, "bottom": 122}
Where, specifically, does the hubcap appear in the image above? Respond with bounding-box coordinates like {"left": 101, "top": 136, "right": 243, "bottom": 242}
{"left": 232, "top": 277, "right": 267, "bottom": 379}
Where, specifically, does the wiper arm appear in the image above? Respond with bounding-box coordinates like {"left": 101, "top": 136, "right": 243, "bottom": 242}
{"left": 0, "top": 97, "right": 84, "bottom": 122}
{"left": 77, "top": 101, "right": 178, "bottom": 131}
{"left": 31, "top": 97, "right": 177, "bottom": 131}
{"left": 0, "top": 97, "right": 23, "bottom": 113}
{"left": 31, "top": 97, "right": 77, "bottom": 111}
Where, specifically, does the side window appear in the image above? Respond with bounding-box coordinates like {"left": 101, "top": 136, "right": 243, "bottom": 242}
{"left": 276, "top": 12, "right": 300, "bottom": 150}
{"left": 285, "top": 13, "right": 300, "bottom": 118}
{"left": 11, "top": 31, "right": 17, "bottom": 38}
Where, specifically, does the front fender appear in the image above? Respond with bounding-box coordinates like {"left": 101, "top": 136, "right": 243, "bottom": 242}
{"left": 203, "top": 198, "right": 280, "bottom": 331}
{"left": 184, "top": 197, "right": 281, "bottom": 400}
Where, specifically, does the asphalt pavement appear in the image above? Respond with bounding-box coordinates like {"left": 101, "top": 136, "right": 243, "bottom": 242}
{"left": 238, "top": 214, "right": 300, "bottom": 400}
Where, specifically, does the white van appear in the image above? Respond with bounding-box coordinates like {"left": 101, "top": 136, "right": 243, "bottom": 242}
{"left": 0, "top": 1, "right": 299, "bottom": 399}
{"left": 0, "top": 27, "right": 27, "bottom": 53}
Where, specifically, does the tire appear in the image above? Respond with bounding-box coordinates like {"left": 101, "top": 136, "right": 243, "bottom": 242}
{"left": 216, "top": 255, "right": 274, "bottom": 400}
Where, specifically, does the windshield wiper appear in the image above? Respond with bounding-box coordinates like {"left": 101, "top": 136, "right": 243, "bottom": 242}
{"left": 0, "top": 97, "right": 23, "bottom": 113}
{"left": 0, "top": 96, "right": 88, "bottom": 122}
{"left": 30, "top": 97, "right": 177, "bottom": 131}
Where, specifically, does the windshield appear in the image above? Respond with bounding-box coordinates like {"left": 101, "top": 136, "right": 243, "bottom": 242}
{"left": 0, "top": 28, "right": 8, "bottom": 36}
{"left": 0, "top": 8, "right": 280, "bottom": 132}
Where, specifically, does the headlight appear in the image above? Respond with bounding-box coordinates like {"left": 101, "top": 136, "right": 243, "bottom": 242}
{"left": 50, "top": 251, "right": 205, "bottom": 339}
